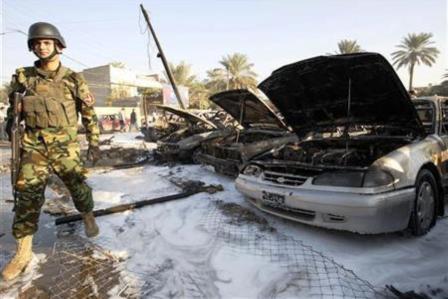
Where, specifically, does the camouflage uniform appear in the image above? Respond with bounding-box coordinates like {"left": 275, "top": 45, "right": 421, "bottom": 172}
{"left": 6, "top": 62, "right": 99, "bottom": 239}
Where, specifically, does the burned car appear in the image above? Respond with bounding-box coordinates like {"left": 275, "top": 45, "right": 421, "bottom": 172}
{"left": 236, "top": 53, "right": 446, "bottom": 235}
{"left": 197, "top": 89, "right": 297, "bottom": 177}
{"left": 154, "top": 105, "right": 228, "bottom": 162}
{"left": 141, "top": 105, "right": 193, "bottom": 142}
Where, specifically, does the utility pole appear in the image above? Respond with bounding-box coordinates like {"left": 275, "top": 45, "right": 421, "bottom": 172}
{"left": 140, "top": 4, "right": 186, "bottom": 109}
{"left": 142, "top": 95, "right": 148, "bottom": 130}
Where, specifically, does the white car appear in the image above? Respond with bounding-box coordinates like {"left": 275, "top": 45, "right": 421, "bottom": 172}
{"left": 235, "top": 53, "right": 447, "bottom": 235}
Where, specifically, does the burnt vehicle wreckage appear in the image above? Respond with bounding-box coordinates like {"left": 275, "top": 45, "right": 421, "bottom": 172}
{"left": 197, "top": 89, "right": 297, "bottom": 177}
{"left": 153, "top": 104, "right": 229, "bottom": 162}
{"left": 236, "top": 52, "right": 447, "bottom": 235}
{"left": 141, "top": 105, "right": 194, "bottom": 142}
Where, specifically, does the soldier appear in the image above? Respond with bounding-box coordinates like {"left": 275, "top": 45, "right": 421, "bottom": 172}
{"left": 1, "top": 22, "right": 101, "bottom": 281}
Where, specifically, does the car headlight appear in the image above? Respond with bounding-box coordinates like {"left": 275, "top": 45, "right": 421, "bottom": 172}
{"left": 362, "top": 168, "right": 394, "bottom": 187}
{"left": 312, "top": 168, "right": 394, "bottom": 188}
{"left": 242, "top": 164, "right": 263, "bottom": 177}
{"left": 312, "top": 171, "right": 364, "bottom": 187}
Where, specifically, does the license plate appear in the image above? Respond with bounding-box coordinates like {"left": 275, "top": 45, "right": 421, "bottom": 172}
{"left": 261, "top": 191, "right": 285, "bottom": 206}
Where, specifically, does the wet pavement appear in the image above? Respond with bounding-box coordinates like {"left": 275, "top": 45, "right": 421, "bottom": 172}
{"left": 1, "top": 200, "right": 127, "bottom": 298}
{"left": 0, "top": 144, "right": 150, "bottom": 298}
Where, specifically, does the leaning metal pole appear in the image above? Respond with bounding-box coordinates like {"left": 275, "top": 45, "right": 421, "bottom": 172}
{"left": 140, "top": 4, "right": 186, "bottom": 109}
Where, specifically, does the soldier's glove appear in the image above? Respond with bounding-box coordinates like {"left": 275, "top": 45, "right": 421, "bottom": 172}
{"left": 87, "top": 144, "right": 101, "bottom": 165}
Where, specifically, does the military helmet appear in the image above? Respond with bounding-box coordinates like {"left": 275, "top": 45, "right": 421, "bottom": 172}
{"left": 27, "top": 22, "right": 66, "bottom": 50}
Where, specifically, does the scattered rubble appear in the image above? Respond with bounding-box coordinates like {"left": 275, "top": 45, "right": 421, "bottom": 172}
{"left": 81, "top": 146, "right": 152, "bottom": 168}
{"left": 386, "top": 284, "right": 448, "bottom": 299}
{"left": 55, "top": 179, "right": 224, "bottom": 225}
{"left": 98, "top": 136, "right": 115, "bottom": 146}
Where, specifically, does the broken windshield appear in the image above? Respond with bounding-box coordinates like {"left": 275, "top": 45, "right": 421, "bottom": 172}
{"left": 413, "top": 100, "right": 435, "bottom": 134}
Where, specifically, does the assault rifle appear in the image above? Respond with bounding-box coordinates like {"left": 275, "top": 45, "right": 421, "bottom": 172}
{"left": 10, "top": 92, "right": 23, "bottom": 209}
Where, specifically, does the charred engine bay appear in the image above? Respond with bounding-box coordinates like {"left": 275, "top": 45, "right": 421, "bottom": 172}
{"left": 202, "top": 130, "right": 286, "bottom": 158}
{"left": 161, "top": 125, "right": 211, "bottom": 143}
{"left": 266, "top": 136, "right": 412, "bottom": 170}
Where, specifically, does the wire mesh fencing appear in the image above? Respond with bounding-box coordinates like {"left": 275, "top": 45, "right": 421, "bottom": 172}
{"left": 3, "top": 198, "right": 393, "bottom": 298}
{"left": 15, "top": 234, "right": 132, "bottom": 298}
{"left": 200, "top": 200, "right": 388, "bottom": 299}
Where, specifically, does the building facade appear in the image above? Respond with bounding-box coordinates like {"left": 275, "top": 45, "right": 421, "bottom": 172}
{"left": 81, "top": 64, "right": 163, "bottom": 107}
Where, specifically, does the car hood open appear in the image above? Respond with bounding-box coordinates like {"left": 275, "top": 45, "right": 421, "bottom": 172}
{"left": 209, "top": 89, "right": 287, "bottom": 129}
{"left": 258, "top": 53, "right": 425, "bottom": 138}
{"left": 155, "top": 104, "right": 217, "bottom": 129}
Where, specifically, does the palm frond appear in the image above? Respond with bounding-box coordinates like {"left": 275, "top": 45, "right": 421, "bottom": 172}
{"left": 391, "top": 32, "right": 439, "bottom": 69}
{"left": 335, "top": 39, "right": 363, "bottom": 54}
{"left": 391, "top": 32, "right": 439, "bottom": 89}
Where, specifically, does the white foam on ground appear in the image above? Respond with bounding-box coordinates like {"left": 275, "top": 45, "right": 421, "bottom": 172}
{"left": 1, "top": 132, "right": 447, "bottom": 297}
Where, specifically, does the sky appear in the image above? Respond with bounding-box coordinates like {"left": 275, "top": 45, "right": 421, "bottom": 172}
{"left": 0, "top": 0, "right": 447, "bottom": 89}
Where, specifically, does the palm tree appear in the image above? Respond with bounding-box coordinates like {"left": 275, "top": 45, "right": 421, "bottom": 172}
{"left": 207, "top": 53, "right": 257, "bottom": 91}
{"left": 220, "top": 53, "right": 258, "bottom": 90}
{"left": 205, "top": 68, "right": 228, "bottom": 93}
{"left": 110, "top": 61, "right": 126, "bottom": 69}
{"left": 391, "top": 33, "right": 440, "bottom": 91}
{"left": 335, "top": 39, "right": 363, "bottom": 54}
{"left": 164, "top": 61, "right": 197, "bottom": 87}
{"left": 188, "top": 81, "right": 210, "bottom": 109}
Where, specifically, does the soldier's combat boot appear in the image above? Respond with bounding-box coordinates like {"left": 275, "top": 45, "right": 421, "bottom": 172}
{"left": 82, "top": 212, "right": 99, "bottom": 238}
{"left": 1, "top": 235, "right": 33, "bottom": 281}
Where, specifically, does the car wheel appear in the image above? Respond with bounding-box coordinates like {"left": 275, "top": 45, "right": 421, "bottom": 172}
{"left": 410, "top": 169, "right": 437, "bottom": 236}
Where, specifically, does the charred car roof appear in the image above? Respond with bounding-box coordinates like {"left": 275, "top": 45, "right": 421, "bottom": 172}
{"left": 155, "top": 104, "right": 217, "bottom": 129}
{"left": 209, "top": 89, "right": 287, "bottom": 129}
{"left": 258, "top": 52, "right": 425, "bottom": 138}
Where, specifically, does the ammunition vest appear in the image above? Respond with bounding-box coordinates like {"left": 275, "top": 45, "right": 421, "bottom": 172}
{"left": 21, "top": 66, "right": 78, "bottom": 129}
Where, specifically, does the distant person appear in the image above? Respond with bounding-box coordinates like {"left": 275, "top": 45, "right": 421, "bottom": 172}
{"left": 119, "top": 107, "right": 126, "bottom": 132}
{"left": 0, "top": 106, "right": 6, "bottom": 140}
{"left": 129, "top": 109, "right": 138, "bottom": 131}
{"left": 2, "top": 22, "right": 100, "bottom": 281}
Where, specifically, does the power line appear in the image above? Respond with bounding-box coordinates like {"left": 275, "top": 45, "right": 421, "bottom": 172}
{"left": 1, "top": 28, "right": 26, "bottom": 36}
{"left": 1, "top": 30, "right": 24, "bottom": 36}
{"left": 3, "top": 2, "right": 161, "bottom": 76}
{"left": 138, "top": 6, "right": 153, "bottom": 71}
{"left": 62, "top": 54, "right": 90, "bottom": 68}
{"left": 2, "top": 26, "right": 90, "bottom": 68}
{"left": 1, "top": 7, "right": 164, "bottom": 83}
{"left": 3, "top": 3, "right": 120, "bottom": 66}
{"left": 48, "top": 19, "right": 129, "bottom": 25}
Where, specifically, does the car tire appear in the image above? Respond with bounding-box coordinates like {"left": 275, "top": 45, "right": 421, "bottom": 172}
{"left": 410, "top": 169, "right": 438, "bottom": 236}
